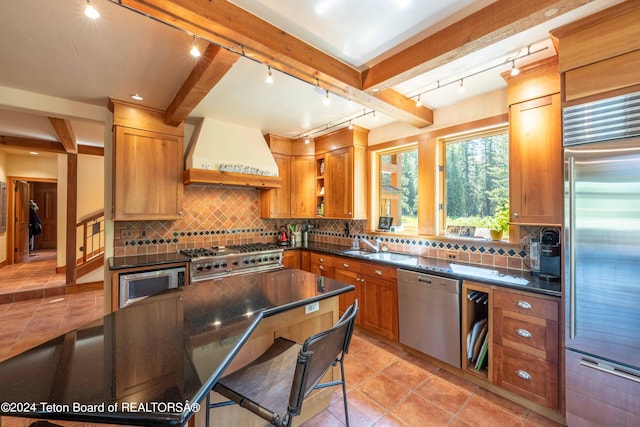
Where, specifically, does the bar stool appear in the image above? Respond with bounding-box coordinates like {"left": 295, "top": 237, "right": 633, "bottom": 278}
{"left": 206, "top": 300, "right": 358, "bottom": 427}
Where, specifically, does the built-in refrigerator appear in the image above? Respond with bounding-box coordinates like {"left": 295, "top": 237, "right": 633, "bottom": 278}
{"left": 563, "top": 91, "right": 640, "bottom": 426}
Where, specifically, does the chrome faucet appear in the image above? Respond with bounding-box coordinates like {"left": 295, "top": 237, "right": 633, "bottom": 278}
{"left": 360, "top": 237, "right": 381, "bottom": 252}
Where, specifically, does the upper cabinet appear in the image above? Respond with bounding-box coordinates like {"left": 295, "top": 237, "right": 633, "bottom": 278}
{"left": 260, "top": 134, "right": 315, "bottom": 218}
{"left": 503, "top": 57, "right": 562, "bottom": 226}
{"left": 550, "top": 2, "right": 640, "bottom": 104}
{"left": 315, "top": 126, "right": 368, "bottom": 219}
{"left": 110, "top": 99, "right": 184, "bottom": 221}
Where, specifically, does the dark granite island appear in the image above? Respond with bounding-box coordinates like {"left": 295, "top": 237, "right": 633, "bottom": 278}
{"left": 0, "top": 269, "right": 354, "bottom": 427}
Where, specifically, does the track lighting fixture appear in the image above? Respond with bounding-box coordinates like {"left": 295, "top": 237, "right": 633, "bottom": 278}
{"left": 84, "top": 0, "right": 99, "bottom": 19}
{"left": 323, "top": 89, "right": 330, "bottom": 105}
{"left": 348, "top": 120, "right": 354, "bottom": 130}
{"left": 190, "top": 35, "right": 201, "bottom": 57}
{"left": 510, "top": 60, "right": 520, "bottom": 76}
{"left": 130, "top": 93, "right": 143, "bottom": 101}
{"left": 406, "top": 44, "right": 547, "bottom": 104}
{"left": 265, "top": 66, "right": 274, "bottom": 84}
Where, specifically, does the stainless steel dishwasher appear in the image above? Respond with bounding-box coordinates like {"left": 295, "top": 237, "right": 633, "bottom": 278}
{"left": 397, "top": 269, "right": 461, "bottom": 368}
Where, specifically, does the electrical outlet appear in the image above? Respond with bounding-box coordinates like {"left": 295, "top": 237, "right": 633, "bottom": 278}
{"left": 121, "top": 229, "right": 133, "bottom": 238}
{"left": 447, "top": 250, "right": 458, "bottom": 260}
{"left": 140, "top": 229, "right": 146, "bottom": 237}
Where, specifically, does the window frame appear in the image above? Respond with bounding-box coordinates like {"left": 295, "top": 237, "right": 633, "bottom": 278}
{"left": 437, "top": 125, "right": 510, "bottom": 238}
{"left": 368, "top": 114, "right": 509, "bottom": 240}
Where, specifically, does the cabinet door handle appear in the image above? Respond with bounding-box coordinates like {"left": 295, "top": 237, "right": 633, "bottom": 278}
{"left": 374, "top": 270, "right": 382, "bottom": 276}
{"left": 319, "top": 257, "right": 324, "bottom": 262}
{"left": 343, "top": 263, "right": 349, "bottom": 268}
{"left": 515, "top": 370, "right": 531, "bottom": 381}
{"left": 516, "top": 300, "right": 532, "bottom": 310}
{"left": 515, "top": 328, "right": 532, "bottom": 338}
{"left": 319, "top": 265, "right": 324, "bottom": 270}
{"left": 513, "top": 212, "right": 519, "bottom": 218}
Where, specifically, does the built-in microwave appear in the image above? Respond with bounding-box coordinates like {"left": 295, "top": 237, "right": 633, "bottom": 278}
{"left": 119, "top": 265, "right": 186, "bottom": 308}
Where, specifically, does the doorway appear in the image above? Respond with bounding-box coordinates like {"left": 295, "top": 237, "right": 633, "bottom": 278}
{"left": 7, "top": 177, "right": 58, "bottom": 265}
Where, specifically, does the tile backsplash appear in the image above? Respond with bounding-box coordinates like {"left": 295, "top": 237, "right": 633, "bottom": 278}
{"left": 113, "top": 186, "right": 531, "bottom": 270}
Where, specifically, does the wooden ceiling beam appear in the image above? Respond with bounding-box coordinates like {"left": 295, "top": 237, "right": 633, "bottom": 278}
{"left": 166, "top": 43, "right": 239, "bottom": 126}
{"left": 0, "top": 135, "right": 66, "bottom": 154}
{"left": 48, "top": 117, "right": 77, "bottom": 153}
{"left": 362, "top": 0, "right": 594, "bottom": 91}
{"left": 116, "top": 0, "right": 433, "bottom": 128}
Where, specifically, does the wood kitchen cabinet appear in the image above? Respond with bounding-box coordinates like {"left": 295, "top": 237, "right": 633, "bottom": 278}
{"left": 309, "top": 252, "right": 333, "bottom": 278}
{"left": 314, "top": 126, "right": 368, "bottom": 219}
{"left": 110, "top": 99, "right": 184, "bottom": 221}
{"left": 492, "top": 288, "right": 559, "bottom": 410}
{"left": 550, "top": 2, "right": 640, "bottom": 103}
{"left": 333, "top": 255, "right": 398, "bottom": 341}
{"left": 359, "top": 262, "right": 398, "bottom": 341}
{"left": 503, "top": 57, "right": 562, "bottom": 227}
{"left": 282, "top": 249, "right": 300, "bottom": 269}
{"left": 261, "top": 135, "right": 315, "bottom": 218}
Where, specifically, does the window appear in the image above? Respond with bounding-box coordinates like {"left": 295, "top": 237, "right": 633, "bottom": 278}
{"left": 441, "top": 127, "right": 509, "bottom": 238}
{"left": 378, "top": 146, "right": 418, "bottom": 233}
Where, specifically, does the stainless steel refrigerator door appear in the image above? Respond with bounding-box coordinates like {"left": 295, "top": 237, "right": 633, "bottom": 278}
{"left": 565, "top": 137, "right": 640, "bottom": 369}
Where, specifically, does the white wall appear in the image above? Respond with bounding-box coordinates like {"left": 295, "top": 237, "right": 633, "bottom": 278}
{"left": 6, "top": 153, "right": 57, "bottom": 178}
{"left": 369, "top": 88, "right": 508, "bottom": 145}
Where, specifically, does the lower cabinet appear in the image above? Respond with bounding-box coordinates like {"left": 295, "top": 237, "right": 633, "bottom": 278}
{"left": 282, "top": 249, "right": 300, "bottom": 269}
{"left": 492, "top": 288, "right": 559, "bottom": 410}
{"left": 332, "top": 254, "right": 398, "bottom": 341}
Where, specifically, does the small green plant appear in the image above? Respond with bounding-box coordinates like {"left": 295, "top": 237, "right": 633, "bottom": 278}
{"left": 485, "top": 202, "right": 510, "bottom": 232}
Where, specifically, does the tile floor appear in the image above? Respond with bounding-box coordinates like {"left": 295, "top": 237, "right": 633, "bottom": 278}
{"left": 0, "top": 257, "right": 564, "bottom": 427}
{"left": 0, "top": 250, "right": 66, "bottom": 304}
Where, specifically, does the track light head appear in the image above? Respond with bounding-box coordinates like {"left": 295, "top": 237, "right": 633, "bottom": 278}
{"left": 84, "top": 0, "right": 99, "bottom": 19}
{"left": 510, "top": 60, "right": 520, "bottom": 76}
{"left": 190, "top": 35, "right": 201, "bottom": 57}
{"left": 265, "top": 66, "right": 274, "bottom": 84}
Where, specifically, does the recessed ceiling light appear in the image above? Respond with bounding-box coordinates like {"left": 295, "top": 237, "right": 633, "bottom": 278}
{"left": 130, "top": 93, "right": 143, "bottom": 101}
{"left": 371, "top": 88, "right": 380, "bottom": 92}
{"left": 29, "top": 151, "right": 39, "bottom": 155}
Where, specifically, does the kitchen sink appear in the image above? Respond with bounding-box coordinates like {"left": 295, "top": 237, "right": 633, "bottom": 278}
{"left": 342, "top": 249, "right": 375, "bottom": 256}
{"left": 363, "top": 252, "right": 417, "bottom": 264}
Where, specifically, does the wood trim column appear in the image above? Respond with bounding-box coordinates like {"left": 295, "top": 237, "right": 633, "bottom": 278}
{"left": 66, "top": 154, "right": 78, "bottom": 284}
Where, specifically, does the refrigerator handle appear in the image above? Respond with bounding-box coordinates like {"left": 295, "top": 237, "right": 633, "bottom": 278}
{"left": 580, "top": 358, "right": 640, "bottom": 384}
{"left": 568, "top": 156, "right": 577, "bottom": 339}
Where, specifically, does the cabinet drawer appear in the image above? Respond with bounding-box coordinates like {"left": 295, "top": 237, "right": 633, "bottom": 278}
{"left": 360, "top": 262, "right": 397, "bottom": 281}
{"left": 333, "top": 256, "right": 361, "bottom": 273}
{"left": 493, "top": 289, "right": 558, "bottom": 321}
{"left": 310, "top": 253, "right": 333, "bottom": 266}
{"left": 494, "top": 345, "right": 558, "bottom": 409}
{"left": 497, "top": 310, "right": 558, "bottom": 362}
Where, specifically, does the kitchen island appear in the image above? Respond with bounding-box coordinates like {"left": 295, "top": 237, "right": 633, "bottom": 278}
{"left": 0, "top": 269, "right": 354, "bottom": 427}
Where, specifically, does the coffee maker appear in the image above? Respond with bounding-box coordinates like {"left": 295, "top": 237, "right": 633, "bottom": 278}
{"left": 539, "top": 229, "right": 561, "bottom": 281}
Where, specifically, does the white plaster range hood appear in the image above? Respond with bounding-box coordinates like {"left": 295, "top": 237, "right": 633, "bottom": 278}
{"left": 184, "top": 117, "right": 282, "bottom": 189}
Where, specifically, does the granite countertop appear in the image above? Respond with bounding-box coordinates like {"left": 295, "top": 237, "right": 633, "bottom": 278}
{"left": 301, "top": 242, "right": 561, "bottom": 296}
{"left": 108, "top": 252, "right": 190, "bottom": 270}
{"left": 0, "top": 269, "right": 354, "bottom": 426}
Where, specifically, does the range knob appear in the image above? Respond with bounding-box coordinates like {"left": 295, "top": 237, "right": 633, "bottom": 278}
{"left": 213, "top": 263, "right": 220, "bottom": 269}
{"left": 197, "top": 265, "right": 204, "bottom": 271}
{"left": 205, "top": 264, "right": 212, "bottom": 270}
{"left": 221, "top": 262, "right": 228, "bottom": 268}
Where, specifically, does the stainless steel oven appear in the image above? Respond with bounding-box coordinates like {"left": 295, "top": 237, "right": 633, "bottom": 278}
{"left": 119, "top": 265, "right": 186, "bottom": 308}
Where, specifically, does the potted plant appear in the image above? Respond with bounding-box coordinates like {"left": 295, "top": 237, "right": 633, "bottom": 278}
{"left": 485, "top": 202, "right": 509, "bottom": 241}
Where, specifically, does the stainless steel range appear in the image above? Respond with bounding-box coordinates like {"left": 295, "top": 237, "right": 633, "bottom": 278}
{"left": 180, "top": 243, "right": 284, "bottom": 282}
